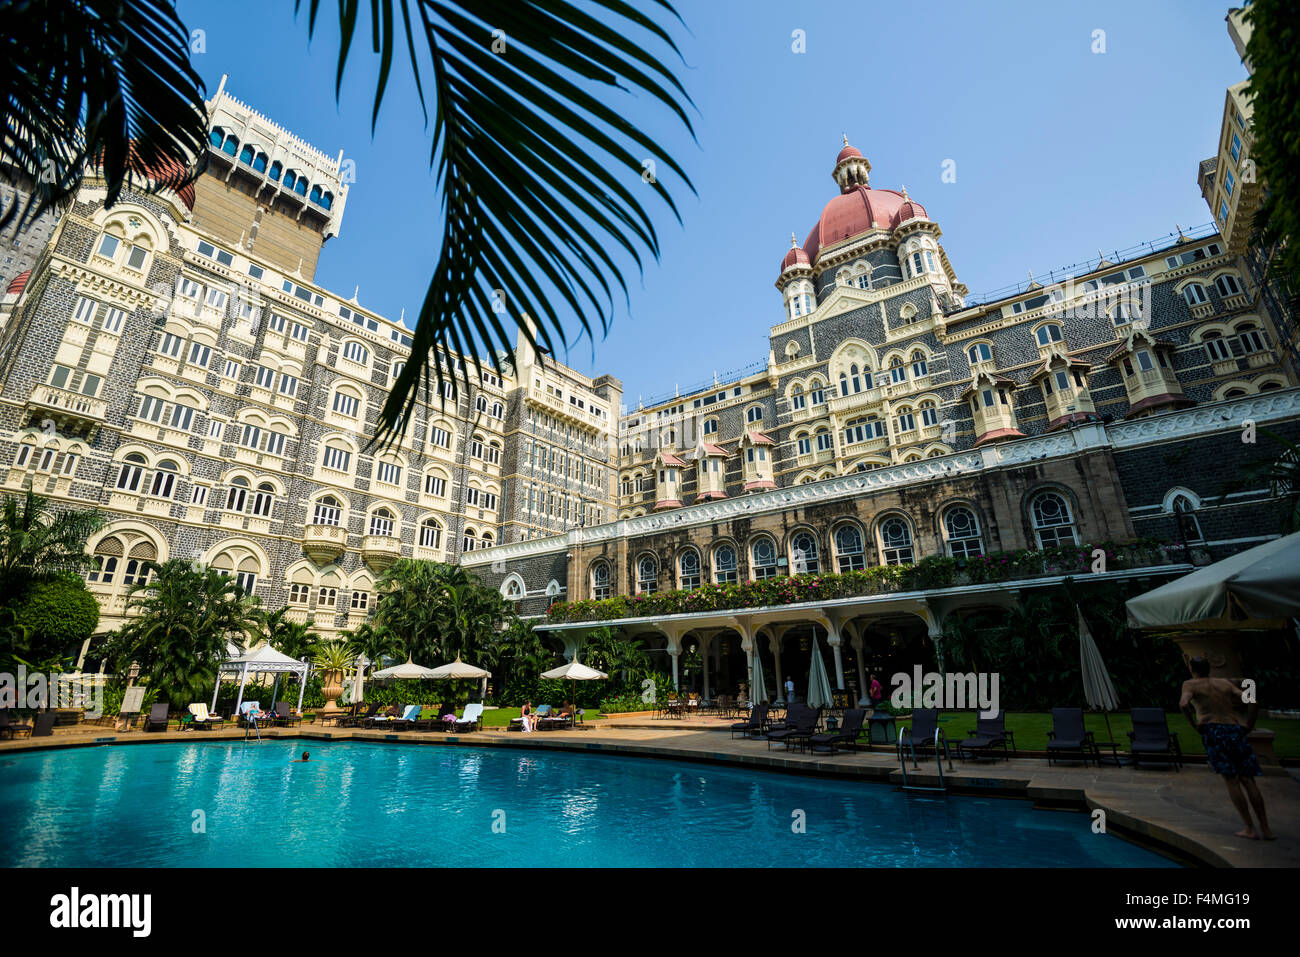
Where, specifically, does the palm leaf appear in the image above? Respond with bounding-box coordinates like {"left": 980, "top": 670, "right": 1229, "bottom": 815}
{"left": 0, "top": 0, "right": 209, "bottom": 233}
{"left": 298, "top": 0, "right": 695, "bottom": 442}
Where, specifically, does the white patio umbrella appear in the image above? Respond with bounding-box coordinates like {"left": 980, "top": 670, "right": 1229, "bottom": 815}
{"left": 806, "top": 635, "right": 834, "bottom": 710}
{"left": 370, "top": 657, "right": 440, "bottom": 680}
{"left": 1126, "top": 531, "right": 1300, "bottom": 630}
{"left": 1078, "top": 607, "right": 1119, "bottom": 744}
{"left": 431, "top": 656, "right": 493, "bottom": 700}
{"left": 429, "top": 657, "right": 491, "bottom": 679}
{"left": 541, "top": 659, "right": 607, "bottom": 718}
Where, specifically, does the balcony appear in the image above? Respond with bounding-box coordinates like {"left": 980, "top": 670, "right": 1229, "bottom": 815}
{"left": 361, "top": 534, "right": 402, "bottom": 571}
{"left": 302, "top": 524, "right": 348, "bottom": 564}
{"left": 26, "top": 385, "right": 107, "bottom": 436}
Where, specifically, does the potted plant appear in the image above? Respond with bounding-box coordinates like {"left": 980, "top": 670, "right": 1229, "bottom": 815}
{"left": 312, "top": 641, "right": 353, "bottom": 711}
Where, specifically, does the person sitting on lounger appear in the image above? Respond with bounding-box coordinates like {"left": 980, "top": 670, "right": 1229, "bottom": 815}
{"left": 1179, "top": 656, "right": 1274, "bottom": 841}
{"left": 521, "top": 701, "right": 534, "bottom": 733}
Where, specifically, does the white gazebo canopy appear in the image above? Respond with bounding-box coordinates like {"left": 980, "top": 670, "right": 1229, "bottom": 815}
{"left": 212, "top": 644, "right": 313, "bottom": 715}
{"left": 1126, "top": 531, "right": 1300, "bottom": 631}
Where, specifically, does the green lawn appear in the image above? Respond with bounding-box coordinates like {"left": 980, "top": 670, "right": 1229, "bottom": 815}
{"left": 477, "top": 706, "right": 607, "bottom": 728}
{"left": 913, "top": 711, "right": 1300, "bottom": 759}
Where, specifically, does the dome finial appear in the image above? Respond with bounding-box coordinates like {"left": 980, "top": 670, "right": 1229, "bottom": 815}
{"left": 842, "top": 132, "right": 849, "bottom": 147}
{"left": 790, "top": 232, "right": 797, "bottom": 248}
{"left": 901, "top": 184, "right": 909, "bottom": 200}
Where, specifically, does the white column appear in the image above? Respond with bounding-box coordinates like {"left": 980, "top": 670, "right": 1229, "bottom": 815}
{"left": 234, "top": 662, "right": 250, "bottom": 714}
{"left": 850, "top": 627, "right": 868, "bottom": 706}
{"left": 296, "top": 662, "right": 307, "bottom": 712}
{"left": 701, "top": 632, "right": 711, "bottom": 699}
{"left": 825, "top": 615, "right": 846, "bottom": 690}
{"left": 210, "top": 671, "right": 221, "bottom": 711}
{"left": 770, "top": 628, "right": 784, "bottom": 695}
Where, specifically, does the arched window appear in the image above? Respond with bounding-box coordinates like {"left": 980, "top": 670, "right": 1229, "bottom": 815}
{"left": 343, "top": 341, "right": 370, "bottom": 365}
{"left": 834, "top": 523, "right": 865, "bottom": 571}
{"left": 313, "top": 496, "right": 343, "bottom": 527}
{"left": 369, "top": 508, "right": 396, "bottom": 537}
{"left": 889, "top": 357, "right": 907, "bottom": 385}
{"left": 809, "top": 381, "right": 826, "bottom": 405}
{"left": 1236, "top": 322, "right": 1266, "bottom": 354}
{"left": 268, "top": 160, "right": 283, "bottom": 181}
{"left": 225, "top": 476, "right": 249, "bottom": 512}
{"left": 910, "top": 352, "right": 929, "bottom": 378}
{"left": 591, "top": 561, "right": 612, "bottom": 599}
{"left": 419, "top": 518, "right": 442, "bottom": 549}
{"left": 679, "top": 549, "right": 701, "bottom": 590}
{"left": 239, "top": 145, "right": 255, "bottom": 165}
{"left": 746, "top": 406, "right": 763, "bottom": 423}
{"left": 462, "top": 527, "right": 478, "bottom": 552}
{"left": 1215, "top": 274, "right": 1242, "bottom": 298}
{"left": 1030, "top": 491, "right": 1077, "bottom": 547}
{"left": 1202, "top": 331, "right": 1232, "bottom": 362}
{"left": 943, "top": 506, "right": 983, "bottom": 558}
{"left": 1183, "top": 283, "right": 1208, "bottom": 307}
{"left": 116, "top": 454, "right": 147, "bottom": 492}
{"left": 878, "top": 516, "right": 914, "bottom": 565}
{"left": 1171, "top": 493, "right": 1204, "bottom": 544}
{"left": 791, "top": 385, "right": 806, "bottom": 411}
{"left": 637, "top": 554, "right": 658, "bottom": 594}
{"left": 1035, "top": 324, "right": 1064, "bottom": 347}
{"left": 968, "top": 342, "right": 992, "bottom": 364}
{"left": 790, "top": 531, "right": 819, "bottom": 574}
{"left": 87, "top": 537, "right": 123, "bottom": 584}
{"left": 751, "top": 536, "right": 779, "bottom": 579}
{"left": 250, "top": 482, "right": 275, "bottom": 518}
{"left": 703, "top": 418, "right": 719, "bottom": 435}
{"left": 714, "top": 544, "right": 739, "bottom": 584}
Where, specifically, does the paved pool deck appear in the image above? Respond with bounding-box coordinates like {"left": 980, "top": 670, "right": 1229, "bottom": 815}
{"left": 4, "top": 717, "right": 1297, "bottom": 869}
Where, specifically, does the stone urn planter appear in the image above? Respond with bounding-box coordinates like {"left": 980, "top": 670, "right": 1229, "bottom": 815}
{"left": 321, "top": 669, "right": 345, "bottom": 711}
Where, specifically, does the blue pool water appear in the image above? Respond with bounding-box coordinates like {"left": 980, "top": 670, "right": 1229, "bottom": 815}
{"left": 0, "top": 742, "right": 1177, "bottom": 867}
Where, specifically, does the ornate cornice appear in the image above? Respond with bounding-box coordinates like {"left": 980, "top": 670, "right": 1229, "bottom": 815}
{"left": 464, "top": 388, "right": 1300, "bottom": 567}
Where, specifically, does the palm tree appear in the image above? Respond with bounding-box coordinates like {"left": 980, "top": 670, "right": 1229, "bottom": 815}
{"left": 106, "top": 560, "right": 260, "bottom": 705}
{"left": 0, "top": 489, "right": 105, "bottom": 592}
{"left": 3, "top": 1, "right": 694, "bottom": 439}
{"left": 437, "top": 580, "right": 511, "bottom": 664}
{"left": 262, "top": 607, "right": 317, "bottom": 661}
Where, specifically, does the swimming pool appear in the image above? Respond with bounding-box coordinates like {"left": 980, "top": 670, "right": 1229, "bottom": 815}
{"left": 0, "top": 741, "right": 1178, "bottom": 867}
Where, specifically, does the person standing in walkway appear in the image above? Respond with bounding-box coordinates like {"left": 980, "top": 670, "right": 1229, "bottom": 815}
{"left": 784, "top": 676, "right": 794, "bottom": 705}
{"left": 1179, "top": 656, "right": 1274, "bottom": 840}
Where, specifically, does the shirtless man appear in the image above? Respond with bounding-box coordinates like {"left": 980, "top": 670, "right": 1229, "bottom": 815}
{"left": 1178, "top": 656, "right": 1274, "bottom": 840}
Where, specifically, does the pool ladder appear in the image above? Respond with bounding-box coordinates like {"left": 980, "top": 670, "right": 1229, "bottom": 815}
{"left": 897, "top": 727, "right": 952, "bottom": 792}
{"left": 244, "top": 716, "right": 261, "bottom": 743}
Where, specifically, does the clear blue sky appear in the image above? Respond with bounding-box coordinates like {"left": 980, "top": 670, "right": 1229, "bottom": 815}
{"left": 175, "top": 0, "right": 1248, "bottom": 408}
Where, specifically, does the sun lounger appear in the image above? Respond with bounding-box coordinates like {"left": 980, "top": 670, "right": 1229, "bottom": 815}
{"left": 1127, "top": 707, "right": 1182, "bottom": 770}
{"left": 32, "top": 711, "right": 57, "bottom": 737}
{"left": 187, "top": 703, "right": 224, "bottom": 730}
{"left": 273, "top": 701, "right": 302, "bottom": 727}
{"left": 898, "top": 709, "right": 951, "bottom": 761}
{"left": 730, "top": 703, "right": 769, "bottom": 739}
{"left": 239, "top": 701, "right": 271, "bottom": 729}
{"left": 453, "top": 702, "right": 484, "bottom": 732}
{"left": 766, "top": 705, "right": 822, "bottom": 751}
{"left": 808, "top": 708, "right": 866, "bottom": 754}
{"left": 1046, "top": 707, "right": 1097, "bottom": 766}
{"left": 144, "top": 703, "right": 170, "bottom": 732}
{"left": 0, "top": 711, "right": 32, "bottom": 739}
{"left": 958, "top": 710, "right": 1016, "bottom": 762}
{"left": 345, "top": 702, "right": 380, "bottom": 727}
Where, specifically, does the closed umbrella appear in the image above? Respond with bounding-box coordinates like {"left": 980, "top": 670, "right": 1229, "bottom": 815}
{"left": 749, "top": 647, "right": 767, "bottom": 708}
{"left": 806, "top": 634, "right": 834, "bottom": 710}
{"left": 1078, "top": 607, "right": 1119, "bottom": 745}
